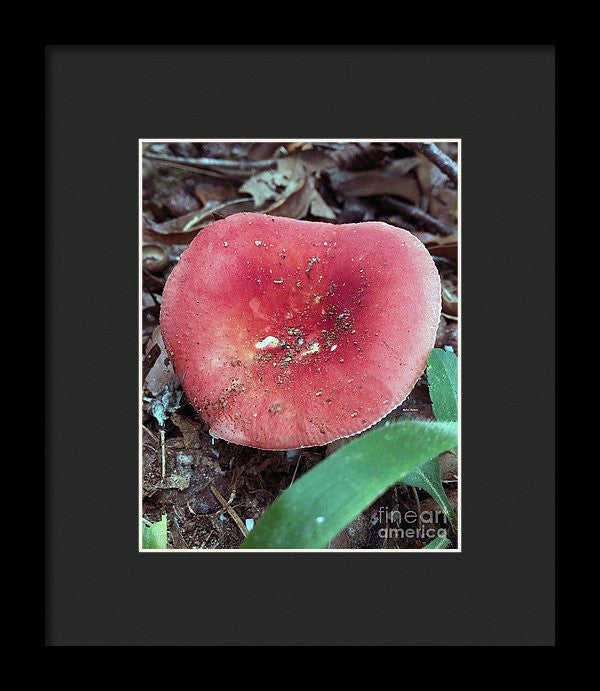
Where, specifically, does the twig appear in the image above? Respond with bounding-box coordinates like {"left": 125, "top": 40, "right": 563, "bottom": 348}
{"left": 412, "top": 487, "right": 422, "bottom": 531}
{"left": 142, "top": 424, "right": 159, "bottom": 443}
{"left": 289, "top": 452, "right": 302, "bottom": 487}
{"left": 210, "top": 485, "right": 249, "bottom": 538}
{"left": 382, "top": 196, "right": 456, "bottom": 236}
{"left": 144, "top": 152, "right": 277, "bottom": 173}
{"left": 159, "top": 427, "right": 166, "bottom": 481}
{"left": 200, "top": 529, "right": 215, "bottom": 549}
{"left": 403, "top": 142, "right": 458, "bottom": 186}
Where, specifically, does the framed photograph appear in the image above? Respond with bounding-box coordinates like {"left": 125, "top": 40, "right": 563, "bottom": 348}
{"left": 47, "top": 45, "right": 554, "bottom": 646}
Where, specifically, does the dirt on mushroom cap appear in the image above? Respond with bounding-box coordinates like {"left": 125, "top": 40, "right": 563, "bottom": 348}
{"left": 159, "top": 212, "right": 441, "bottom": 450}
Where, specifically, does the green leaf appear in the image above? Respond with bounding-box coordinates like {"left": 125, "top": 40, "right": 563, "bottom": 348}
{"left": 402, "top": 457, "right": 457, "bottom": 530}
{"left": 241, "top": 420, "right": 458, "bottom": 549}
{"left": 142, "top": 514, "right": 168, "bottom": 549}
{"left": 427, "top": 348, "right": 458, "bottom": 422}
{"left": 402, "top": 349, "right": 457, "bottom": 530}
{"left": 422, "top": 535, "right": 451, "bottom": 549}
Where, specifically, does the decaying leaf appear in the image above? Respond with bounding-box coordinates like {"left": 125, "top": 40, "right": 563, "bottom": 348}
{"left": 309, "top": 186, "right": 337, "bottom": 220}
{"left": 291, "top": 149, "right": 336, "bottom": 174}
{"left": 194, "top": 177, "right": 240, "bottom": 205}
{"left": 264, "top": 175, "right": 312, "bottom": 218}
{"left": 247, "top": 142, "right": 284, "bottom": 161}
{"left": 415, "top": 154, "right": 446, "bottom": 197}
{"left": 143, "top": 343, "right": 161, "bottom": 380}
{"left": 286, "top": 142, "right": 313, "bottom": 153}
{"left": 328, "top": 163, "right": 421, "bottom": 204}
{"left": 429, "top": 186, "right": 458, "bottom": 226}
{"left": 157, "top": 473, "right": 191, "bottom": 491}
{"left": 143, "top": 198, "right": 255, "bottom": 245}
{"left": 266, "top": 175, "right": 335, "bottom": 220}
{"left": 240, "top": 157, "right": 307, "bottom": 207}
{"left": 327, "top": 143, "right": 393, "bottom": 171}
{"left": 425, "top": 235, "right": 458, "bottom": 263}
{"left": 441, "top": 274, "right": 458, "bottom": 317}
{"left": 241, "top": 155, "right": 335, "bottom": 220}
{"left": 144, "top": 327, "right": 178, "bottom": 395}
{"left": 171, "top": 412, "right": 203, "bottom": 449}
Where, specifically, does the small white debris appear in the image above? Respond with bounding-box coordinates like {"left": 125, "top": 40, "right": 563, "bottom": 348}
{"left": 255, "top": 336, "right": 280, "bottom": 349}
{"left": 245, "top": 518, "right": 255, "bottom": 532}
{"left": 273, "top": 278, "right": 284, "bottom": 284}
{"left": 316, "top": 391, "right": 323, "bottom": 396}
{"left": 316, "top": 516, "right": 325, "bottom": 524}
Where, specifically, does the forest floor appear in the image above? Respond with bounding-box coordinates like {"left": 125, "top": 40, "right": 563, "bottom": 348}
{"left": 142, "top": 141, "right": 458, "bottom": 549}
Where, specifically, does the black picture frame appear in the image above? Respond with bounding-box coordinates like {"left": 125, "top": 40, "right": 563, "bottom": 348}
{"left": 46, "top": 45, "right": 555, "bottom": 646}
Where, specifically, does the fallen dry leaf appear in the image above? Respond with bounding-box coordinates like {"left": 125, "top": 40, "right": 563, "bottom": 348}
{"left": 194, "top": 177, "right": 240, "bottom": 205}
{"left": 171, "top": 412, "right": 203, "bottom": 450}
{"left": 267, "top": 175, "right": 335, "bottom": 220}
{"left": 247, "top": 142, "right": 284, "bottom": 161}
{"left": 143, "top": 198, "right": 255, "bottom": 245}
{"left": 425, "top": 235, "right": 458, "bottom": 263}
{"left": 144, "top": 327, "right": 178, "bottom": 395}
{"left": 242, "top": 155, "right": 336, "bottom": 220}
{"left": 441, "top": 274, "right": 458, "bottom": 316}
{"left": 143, "top": 343, "right": 161, "bottom": 380}
{"left": 327, "top": 143, "right": 394, "bottom": 171}
{"left": 429, "top": 186, "right": 458, "bottom": 227}
{"left": 415, "top": 154, "right": 446, "bottom": 199}
{"left": 328, "top": 163, "right": 421, "bottom": 204}
{"left": 240, "top": 157, "right": 306, "bottom": 207}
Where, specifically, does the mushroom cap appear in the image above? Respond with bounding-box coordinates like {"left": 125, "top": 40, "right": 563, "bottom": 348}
{"left": 160, "top": 213, "right": 441, "bottom": 450}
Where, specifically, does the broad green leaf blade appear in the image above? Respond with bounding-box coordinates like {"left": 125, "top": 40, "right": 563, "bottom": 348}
{"left": 427, "top": 348, "right": 458, "bottom": 422}
{"left": 402, "top": 457, "right": 457, "bottom": 530}
{"left": 422, "top": 535, "right": 451, "bottom": 549}
{"left": 142, "top": 514, "right": 168, "bottom": 549}
{"left": 241, "top": 420, "right": 458, "bottom": 550}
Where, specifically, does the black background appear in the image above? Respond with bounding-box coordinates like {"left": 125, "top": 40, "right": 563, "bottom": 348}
{"left": 46, "top": 45, "right": 555, "bottom": 646}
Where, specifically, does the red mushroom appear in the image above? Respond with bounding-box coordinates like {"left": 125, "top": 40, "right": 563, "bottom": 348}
{"left": 160, "top": 212, "right": 441, "bottom": 450}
